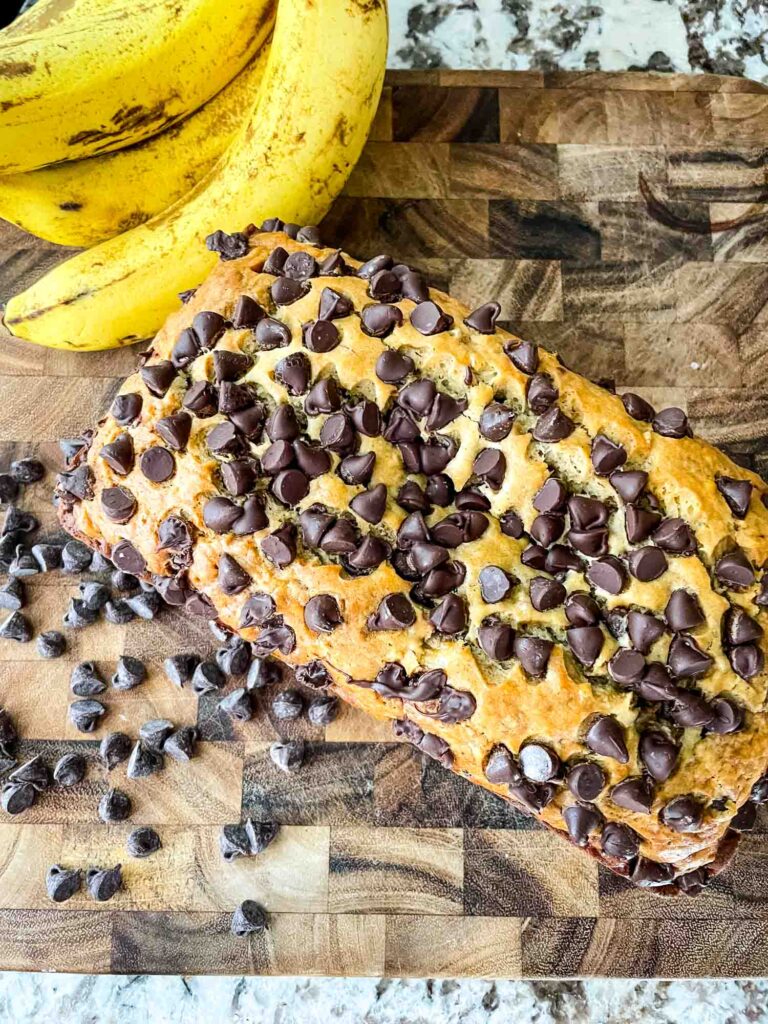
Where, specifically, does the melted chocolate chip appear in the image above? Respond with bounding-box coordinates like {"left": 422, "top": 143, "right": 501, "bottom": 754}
{"left": 304, "top": 594, "right": 343, "bottom": 633}
{"left": 608, "top": 648, "right": 645, "bottom": 687}
{"left": 478, "top": 618, "right": 515, "bottom": 661}
{"left": 473, "top": 448, "right": 506, "bottom": 490}
{"left": 100, "top": 433, "right": 134, "bottom": 475}
{"left": 709, "top": 695, "right": 745, "bottom": 733}
{"left": 564, "top": 804, "right": 604, "bottom": 847}
{"left": 303, "top": 319, "right": 341, "bottom": 353}
{"left": 716, "top": 475, "right": 753, "bottom": 519}
{"left": 527, "top": 374, "right": 558, "bottom": 414}
{"left": 530, "top": 577, "right": 566, "bottom": 611}
{"left": 140, "top": 446, "right": 175, "bottom": 483}
{"left": 339, "top": 452, "right": 375, "bottom": 486}
{"left": 565, "top": 592, "right": 601, "bottom": 627}
{"left": 429, "top": 594, "right": 468, "bottom": 634}
{"left": 532, "top": 405, "right": 574, "bottom": 442}
{"left": 625, "top": 506, "right": 661, "bottom": 544}
{"left": 586, "top": 555, "right": 626, "bottom": 595}
{"left": 350, "top": 483, "right": 387, "bottom": 524}
{"left": 653, "top": 407, "right": 690, "bottom": 439}
{"left": 609, "top": 469, "right": 648, "bottom": 503}
{"left": 639, "top": 730, "right": 678, "bottom": 781}
{"left": 101, "top": 487, "right": 136, "bottom": 524}
{"left": 368, "top": 269, "right": 401, "bottom": 302}
{"left": 715, "top": 548, "right": 755, "bottom": 589}
{"left": 479, "top": 401, "right": 515, "bottom": 441}
{"left": 410, "top": 300, "right": 453, "bottom": 335}
{"left": 140, "top": 360, "right": 176, "bottom": 397}
{"left": 567, "top": 625, "right": 604, "bottom": 666}
{"left": 155, "top": 411, "right": 192, "bottom": 451}
{"left": 271, "top": 276, "right": 308, "bottom": 305}
{"left": 361, "top": 303, "right": 403, "bottom": 338}
{"left": 255, "top": 317, "right": 292, "bottom": 350}
{"left": 611, "top": 776, "right": 654, "bottom": 814}
{"left": 171, "top": 327, "right": 200, "bottom": 368}
{"left": 591, "top": 434, "right": 627, "bottom": 475}
{"left": 601, "top": 821, "right": 640, "bottom": 860}
{"left": 213, "top": 350, "right": 252, "bottom": 383}
{"left": 484, "top": 745, "right": 520, "bottom": 785}
{"left": 667, "top": 634, "right": 714, "bottom": 678}
{"left": 376, "top": 350, "right": 415, "bottom": 384}
{"left": 653, "top": 518, "right": 696, "bottom": 555}
{"left": 426, "top": 393, "right": 467, "bottom": 432}
{"left": 723, "top": 607, "right": 763, "bottom": 646}
{"left": 260, "top": 524, "right": 297, "bottom": 568}
{"left": 514, "top": 635, "right": 552, "bottom": 677}
{"left": 621, "top": 391, "right": 655, "bottom": 422}
{"left": 664, "top": 589, "right": 705, "bottom": 632}
{"left": 111, "top": 540, "right": 145, "bottom": 576}
{"left": 183, "top": 381, "right": 218, "bottom": 417}
{"left": 464, "top": 301, "right": 500, "bottom": 334}
{"left": 367, "top": 593, "right": 416, "bottom": 631}
{"left": 567, "top": 761, "right": 606, "bottom": 801}
{"left": 728, "top": 643, "right": 764, "bottom": 680}
{"left": 221, "top": 459, "right": 259, "bottom": 496}
{"left": 232, "top": 294, "right": 265, "bottom": 328}
{"left": 318, "top": 287, "right": 353, "bottom": 320}
{"left": 660, "top": 795, "right": 703, "bottom": 832}
{"left": 112, "top": 393, "right": 142, "bottom": 426}
{"left": 504, "top": 340, "right": 538, "bottom": 375}
{"left": 320, "top": 412, "right": 355, "bottom": 452}
{"left": 275, "top": 353, "right": 311, "bottom": 395}
{"left": 585, "top": 715, "right": 628, "bottom": 763}
{"left": 500, "top": 510, "right": 524, "bottom": 538}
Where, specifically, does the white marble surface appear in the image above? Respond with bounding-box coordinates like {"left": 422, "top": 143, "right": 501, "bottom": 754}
{"left": 4, "top": 0, "right": 768, "bottom": 1019}
{"left": 3, "top": 974, "right": 768, "bottom": 1023}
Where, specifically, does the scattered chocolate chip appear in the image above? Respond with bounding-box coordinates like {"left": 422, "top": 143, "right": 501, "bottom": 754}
{"left": 499, "top": 510, "right": 524, "bottom": 538}
{"left": 46, "top": 865, "right": 81, "bottom": 904}
{"left": 339, "top": 452, "right": 376, "bottom": 487}
{"left": 567, "top": 761, "right": 606, "bottom": 801}
{"left": 231, "top": 899, "right": 268, "bottom": 938}
{"left": 270, "top": 739, "right": 304, "bottom": 773}
{"left": 304, "top": 594, "right": 343, "bottom": 633}
{"left": 608, "top": 648, "right": 645, "bottom": 687}
{"left": 601, "top": 821, "right": 640, "bottom": 860}
{"left": 163, "top": 727, "right": 197, "bottom": 762}
{"left": 270, "top": 276, "right": 308, "bottom": 305}
{"left": 653, "top": 518, "right": 696, "bottom": 555}
{"left": 140, "top": 360, "right": 176, "bottom": 397}
{"left": 479, "top": 566, "right": 515, "bottom": 603}
{"left": 206, "top": 229, "right": 249, "bottom": 260}
{"left": 410, "top": 300, "right": 453, "bottom": 335}
{"left": 126, "top": 740, "right": 163, "bottom": 780}
{"left": 564, "top": 593, "right": 601, "bottom": 627}
{"left": 86, "top": 864, "right": 122, "bottom": 902}
{"left": 429, "top": 593, "right": 468, "bottom": 635}
{"left": 275, "top": 352, "right": 311, "bottom": 395}
{"left": 519, "top": 743, "right": 560, "bottom": 783}
{"left": 728, "top": 643, "right": 764, "bottom": 680}
{"left": 69, "top": 699, "right": 105, "bottom": 733}
{"left": 376, "top": 349, "right": 415, "bottom": 384}
{"left": 527, "top": 374, "right": 558, "bottom": 414}
{"left": 625, "top": 506, "right": 662, "bottom": 544}
{"left": 254, "top": 316, "right": 292, "bottom": 350}
{"left": 126, "top": 826, "right": 161, "bottom": 859}
{"left": 666, "top": 689, "right": 715, "bottom": 728}
{"left": 716, "top": 475, "right": 754, "bottom": 519}
{"left": 514, "top": 634, "right": 552, "bottom": 677}
{"left": 478, "top": 401, "right": 515, "bottom": 442}
{"left": 530, "top": 577, "right": 566, "bottom": 611}
{"left": 464, "top": 301, "right": 500, "bottom": 333}
{"left": 715, "top": 548, "right": 755, "bottom": 589}
{"left": 36, "top": 630, "right": 65, "bottom": 659}
{"left": 53, "top": 753, "right": 85, "bottom": 788}
{"left": 112, "top": 656, "right": 146, "bottom": 691}
{"left": 261, "top": 524, "right": 297, "bottom": 568}
{"left": 0, "top": 610, "right": 31, "bottom": 643}
{"left": 591, "top": 434, "right": 627, "bottom": 475}
{"left": 99, "top": 787, "right": 132, "bottom": 823}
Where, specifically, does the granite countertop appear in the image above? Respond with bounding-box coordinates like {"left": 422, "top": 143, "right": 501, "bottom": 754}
{"left": 3, "top": 0, "right": 768, "bottom": 1020}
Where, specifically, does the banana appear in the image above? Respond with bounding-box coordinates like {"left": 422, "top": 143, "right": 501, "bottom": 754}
{"left": 0, "top": 0, "right": 276, "bottom": 173}
{"left": 0, "top": 45, "right": 269, "bottom": 247}
{"left": 5, "top": 0, "right": 388, "bottom": 351}
{"left": 3, "top": 0, "right": 113, "bottom": 37}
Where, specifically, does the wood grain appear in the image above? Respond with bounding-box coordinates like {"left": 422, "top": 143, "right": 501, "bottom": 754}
{"left": 0, "top": 69, "right": 767, "bottom": 978}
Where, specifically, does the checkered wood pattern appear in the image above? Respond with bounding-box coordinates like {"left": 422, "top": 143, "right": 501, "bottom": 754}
{"left": 0, "top": 70, "right": 767, "bottom": 977}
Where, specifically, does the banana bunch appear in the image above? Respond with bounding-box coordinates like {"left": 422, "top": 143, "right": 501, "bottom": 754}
{"left": 2, "top": 0, "right": 388, "bottom": 350}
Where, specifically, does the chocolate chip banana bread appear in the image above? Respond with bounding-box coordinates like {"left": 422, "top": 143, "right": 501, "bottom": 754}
{"left": 57, "top": 221, "right": 768, "bottom": 894}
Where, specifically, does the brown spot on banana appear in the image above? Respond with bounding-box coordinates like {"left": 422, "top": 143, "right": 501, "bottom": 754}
{"left": 0, "top": 61, "right": 35, "bottom": 78}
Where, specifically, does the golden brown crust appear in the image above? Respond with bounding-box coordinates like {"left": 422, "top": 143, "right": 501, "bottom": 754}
{"left": 57, "top": 227, "right": 768, "bottom": 893}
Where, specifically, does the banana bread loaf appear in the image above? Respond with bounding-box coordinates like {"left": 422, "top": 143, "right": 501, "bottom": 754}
{"left": 56, "top": 221, "right": 768, "bottom": 894}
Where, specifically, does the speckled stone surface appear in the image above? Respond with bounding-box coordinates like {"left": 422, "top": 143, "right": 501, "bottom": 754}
{"left": 4, "top": 0, "right": 768, "bottom": 1018}
{"left": 389, "top": 0, "right": 768, "bottom": 83}
{"left": 2, "top": 975, "right": 768, "bottom": 1023}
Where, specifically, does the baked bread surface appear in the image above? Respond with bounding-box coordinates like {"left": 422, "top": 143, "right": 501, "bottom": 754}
{"left": 57, "top": 227, "right": 768, "bottom": 893}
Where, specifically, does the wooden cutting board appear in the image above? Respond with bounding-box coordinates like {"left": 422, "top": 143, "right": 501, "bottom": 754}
{"left": 0, "top": 69, "right": 767, "bottom": 979}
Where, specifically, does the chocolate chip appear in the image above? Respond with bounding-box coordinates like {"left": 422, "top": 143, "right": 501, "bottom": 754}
{"left": 479, "top": 565, "right": 515, "bottom": 603}
{"left": 500, "top": 510, "right": 524, "bottom": 538}
{"left": 283, "top": 251, "right": 317, "bottom": 281}
{"left": 376, "top": 349, "right": 415, "bottom": 384}
{"left": 527, "top": 374, "right": 558, "bottom": 414}
{"left": 140, "top": 360, "right": 176, "bottom": 397}
{"left": 217, "top": 554, "right": 250, "bottom": 595}
{"left": 139, "top": 446, "right": 175, "bottom": 483}
{"left": 111, "top": 540, "right": 145, "bottom": 576}
{"left": 715, "top": 475, "right": 753, "bottom": 519}
{"left": 0, "top": 578, "right": 23, "bottom": 611}
{"left": 709, "top": 694, "right": 745, "bottom": 734}
{"left": 37, "top": 630, "right": 65, "bottom": 659}
{"left": 339, "top": 452, "right": 376, "bottom": 486}
{"left": 303, "top": 319, "right": 340, "bottom": 353}
{"left": 261, "top": 524, "right": 297, "bottom": 568}
{"left": 464, "top": 301, "right": 500, "bottom": 333}
{"left": 472, "top": 448, "right": 506, "bottom": 490}
{"left": 728, "top": 643, "right": 764, "bottom": 680}
{"left": 527, "top": 576, "right": 564, "bottom": 611}
{"left": 653, "top": 407, "right": 690, "bottom": 439}
{"left": 305, "top": 378, "right": 341, "bottom": 417}
{"left": 514, "top": 634, "right": 552, "bottom": 677}
{"left": 591, "top": 434, "right": 627, "bottom": 475}
{"left": 585, "top": 555, "right": 625, "bottom": 595}
{"left": 666, "top": 688, "right": 714, "bottom": 728}
{"left": 567, "top": 761, "right": 606, "bottom": 801}
{"left": 275, "top": 352, "right": 311, "bottom": 395}
{"left": 421, "top": 436, "right": 456, "bottom": 475}
{"left": 218, "top": 382, "right": 255, "bottom": 418}
{"left": 477, "top": 619, "right": 515, "bottom": 661}
{"left": 347, "top": 535, "right": 390, "bottom": 574}
{"left": 563, "top": 804, "right": 603, "bottom": 846}
{"left": 505, "top": 340, "right": 538, "bottom": 375}
{"left": 660, "top": 795, "right": 703, "bottom": 832}
{"left": 263, "top": 437, "right": 296, "bottom": 473}
{"left": 609, "top": 469, "right": 648, "bottom": 503}
{"left": 62, "top": 539, "right": 92, "bottom": 573}
{"left": 585, "top": 715, "right": 628, "bottom": 762}
{"left": 723, "top": 607, "right": 763, "bottom": 646}
{"left": 231, "top": 900, "right": 268, "bottom": 939}
{"left": 368, "top": 593, "right": 416, "bottom": 631}
{"left": 315, "top": 286, "right": 351, "bottom": 321}
{"left": 608, "top": 648, "right": 645, "bottom": 687}
{"left": 368, "top": 268, "right": 401, "bottom": 302}
{"left": 426, "top": 393, "right": 467, "bottom": 432}
{"left": 171, "top": 327, "right": 200, "bottom": 368}
{"left": 567, "top": 624, "right": 604, "bottom": 665}
{"left": 270, "top": 276, "right": 308, "bottom": 305}
{"left": 304, "top": 594, "right": 343, "bottom": 633}
{"left": 667, "top": 634, "right": 714, "bottom": 678}
{"left": 112, "top": 392, "right": 142, "bottom": 426}
{"left": 383, "top": 406, "right": 420, "bottom": 445}
{"left": 621, "top": 391, "right": 655, "bottom": 421}
{"left": 300, "top": 505, "right": 334, "bottom": 547}
{"left": 520, "top": 543, "right": 547, "bottom": 571}
{"left": 359, "top": 302, "right": 403, "bottom": 338}
{"left": 478, "top": 401, "right": 515, "bottom": 441}
{"left": 664, "top": 589, "right": 705, "bottom": 632}
{"left": 428, "top": 594, "right": 467, "bottom": 635}
{"left": 519, "top": 743, "right": 560, "bottom": 782}
{"left": 53, "top": 753, "right": 86, "bottom": 787}
{"left": 320, "top": 411, "right": 355, "bottom": 452}
{"left": 270, "top": 739, "right": 305, "bottom": 774}
{"left": 101, "top": 486, "right": 136, "bottom": 524}
{"left": 625, "top": 506, "right": 661, "bottom": 544}
{"left": 350, "top": 483, "right": 387, "bottom": 524}
{"left": 715, "top": 548, "right": 755, "bottom": 589}
{"left": 154, "top": 410, "right": 191, "bottom": 452}
{"left": 568, "top": 527, "right": 609, "bottom": 557}
{"left": 206, "top": 228, "right": 249, "bottom": 260}
{"left": 410, "top": 300, "right": 453, "bottom": 335}
{"left": 100, "top": 433, "right": 134, "bottom": 475}
{"left": 69, "top": 699, "right": 105, "bottom": 733}
{"left": 423, "top": 475, "right": 452, "bottom": 508}
{"left": 600, "top": 822, "right": 641, "bottom": 861}
{"left": 484, "top": 744, "right": 521, "bottom": 784}
{"left": 653, "top": 518, "right": 696, "bottom": 555}
{"left": 358, "top": 255, "right": 393, "bottom": 279}
{"left": 636, "top": 730, "right": 678, "bottom": 783}
{"left": 272, "top": 689, "right": 304, "bottom": 721}
{"left": 112, "top": 656, "right": 146, "bottom": 691}
{"left": 565, "top": 497, "right": 604, "bottom": 530}
{"left": 625, "top": 546, "right": 667, "bottom": 584}
{"left": 164, "top": 726, "right": 198, "bottom": 762}
{"left": 532, "top": 405, "right": 574, "bottom": 442}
